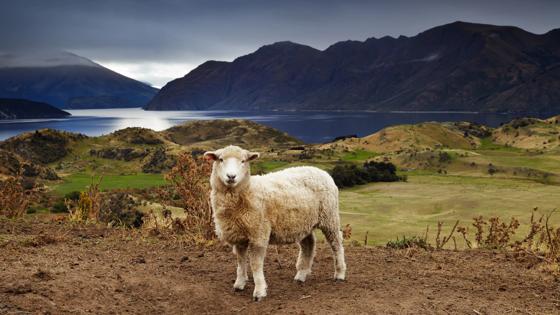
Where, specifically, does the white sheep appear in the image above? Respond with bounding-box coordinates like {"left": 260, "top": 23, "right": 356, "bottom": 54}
{"left": 204, "top": 145, "right": 346, "bottom": 301}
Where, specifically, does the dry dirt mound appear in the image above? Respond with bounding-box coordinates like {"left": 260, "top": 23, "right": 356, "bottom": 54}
{"left": 1, "top": 219, "right": 559, "bottom": 314}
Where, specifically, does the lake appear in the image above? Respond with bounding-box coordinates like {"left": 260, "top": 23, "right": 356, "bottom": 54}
{"left": 0, "top": 108, "right": 521, "bottom": 143}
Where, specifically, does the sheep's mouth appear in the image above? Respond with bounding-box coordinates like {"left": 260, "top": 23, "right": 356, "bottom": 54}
{"left": 225, "top": 179, "right": 237, "bottom": 186}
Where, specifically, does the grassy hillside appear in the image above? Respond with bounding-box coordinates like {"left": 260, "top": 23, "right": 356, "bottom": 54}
{"left": 52, "top": 173, "right": 165, "bottom": 195}
{"left": 321, "top": 121, "right": 490, "bottom": 153}
{"left": 492, "top": 117, "right": 560, "bottom": 150}
{"left": 1, "top": 116, "right": 559, "bottom": 246}
{"left": 162, "top": 119, "right": 302, "bottom": 149}
{"left": 339, "top": 173, "right": 560, "bottom": 246}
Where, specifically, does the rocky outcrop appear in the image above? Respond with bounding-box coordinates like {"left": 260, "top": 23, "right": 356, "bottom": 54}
{"left": 0, "top": 149, "right": 59, "bottom": 180}
{"left": 141, "top": 147, "right": 176, "bottom": 173}
{"left": 0, "top": 129, "right": 86, "bottom": 164}
{"left": 109, "top": 128, "right": 164, "bottom": 145}
{"left": 89, "top": 147, "right": 150, "bottom": 161}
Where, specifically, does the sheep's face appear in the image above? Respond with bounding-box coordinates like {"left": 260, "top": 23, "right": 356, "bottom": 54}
{"left": 204, "top": 145, "right": 260, "bottom": 188}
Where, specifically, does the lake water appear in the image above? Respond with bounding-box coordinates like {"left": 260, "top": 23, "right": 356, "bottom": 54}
{"left": 0, "top": 108, "right": 521, "bottom": 143}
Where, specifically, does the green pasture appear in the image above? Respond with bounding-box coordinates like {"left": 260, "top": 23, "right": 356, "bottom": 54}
{"left": 52, "top": 173, "right": 166, "bottom": 195}
{"left": 339, "top": 173, "right": 560, "bottom": 246}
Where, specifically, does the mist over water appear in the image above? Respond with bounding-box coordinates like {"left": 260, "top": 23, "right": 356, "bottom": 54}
{"left": 0, "top": 108, "right": 522, "bottom": 143}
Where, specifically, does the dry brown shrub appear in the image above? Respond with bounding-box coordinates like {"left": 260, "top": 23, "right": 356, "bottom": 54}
{"left": 435, "top": 220, "right": 459, "bottom": 250}
{"left": 458, "top": 216, "right": 520, "bottom": 249}
{"left": 406, "top": 209, "right": 560, "bottom": 273}
{"left": 342, "top": 224, "right": 352, "bottom": 240}
{"left": 145, "top": 152, "right": 215, "bottom": 244}
{"left": 66, "top": 177, "right": 102, "bottom": 223}
{"left": 485, "top": 216, "right": 520, "bottom": 248}
{"left": 472, "top": 215, "right": 486, "bottom": 245}
{"left": 453, "top": 209, "right": 560, "bottom": 272}
{"left": 99, "top": 192, "right": 144, "bottom": 228}
{"left": 511, "top": 209, "right": 560, "bottom": 268}
{"left": 0, "top": 176, "right": 32, "bottom": 218}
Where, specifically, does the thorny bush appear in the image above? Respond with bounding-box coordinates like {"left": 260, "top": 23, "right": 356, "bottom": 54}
{"left": 420, "top": 209, "right": 560, "bottom": 273}
{"left": 0, "top": 176, "right": 32, "bottom": 218}
{"left": 66, "top": 177, "right": 102, "bottom": 223}
{"left": 146, "top": 152, "right": 215, "bottom": 243}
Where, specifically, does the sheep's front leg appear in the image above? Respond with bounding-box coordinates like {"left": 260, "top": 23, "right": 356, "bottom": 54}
{"left": 233, "top": 244, "right": 248, "bottom": 291}
{"left": 248, "top": 243, "right": 268, "bottom": 301}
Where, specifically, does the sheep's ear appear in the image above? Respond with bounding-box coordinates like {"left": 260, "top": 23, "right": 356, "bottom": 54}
{"left": 247, "top": 152, "right": 260, "bottom": 161}
{"left": 204, "top": 151, "right": 218, "bottom": 162}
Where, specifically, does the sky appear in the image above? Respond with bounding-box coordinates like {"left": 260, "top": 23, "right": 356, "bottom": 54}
{"left": 1, "top": 0, "right": 559, "bottom": 88}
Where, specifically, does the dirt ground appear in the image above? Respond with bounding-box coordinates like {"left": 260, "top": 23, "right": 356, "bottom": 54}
{"left": 1, "top": 218, "right": 559, "bottom": 315}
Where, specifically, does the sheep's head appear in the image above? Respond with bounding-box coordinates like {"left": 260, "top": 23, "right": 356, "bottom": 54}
{"left": 204, "top": 145, "right": 259, "bottom": 189}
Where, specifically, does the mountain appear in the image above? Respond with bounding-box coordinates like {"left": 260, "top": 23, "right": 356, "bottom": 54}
{"left": 0, "top": 98, "right": 70, "bottom": 120}
{"left": 145, "top": 22, "right": 560, "bottom": 114}
{"left": 0, "top": 51, "right": 158, "bottom": 109}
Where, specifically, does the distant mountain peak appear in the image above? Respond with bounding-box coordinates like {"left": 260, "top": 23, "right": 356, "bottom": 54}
{"left": 270, "top": 40, "right": 299, "bottom": 46}
{"left": 145, "top": 21, "right": 560, "bottom": 114}
{"left": 0, "top": 51, "right": 157, "bottom": 109}
{"left": 0, "top": 50, "right": 99, "bottom": 68}
{"left": 255, "top": 41, "right": 319, "bottom": 53}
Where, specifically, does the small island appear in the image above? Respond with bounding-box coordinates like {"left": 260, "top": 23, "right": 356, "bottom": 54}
{"left": 0, "top": 98, "right": 71, "bottom": 120}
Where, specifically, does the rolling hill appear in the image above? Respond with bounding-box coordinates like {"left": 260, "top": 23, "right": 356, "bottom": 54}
{"left": 146, "top": 21, "right": 560, "bottom": 114}
{"left": 0, "top": 51, "right": 158, "bottom": 109}
{"left": 0, "top": 98, "right": 70, "bottom": 120}
{"left": 0, "top": 119, "right": 302, "bottom": 178}
{"left": 322, "top": 115, "right": 560, "bottom": 152}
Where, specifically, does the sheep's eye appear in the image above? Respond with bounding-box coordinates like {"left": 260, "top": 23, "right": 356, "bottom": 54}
{"left": 218, "top": 158, "right": 223, "bottom": 162}
{"left": 241, "top": 160, "right": 245, "bottom": 164}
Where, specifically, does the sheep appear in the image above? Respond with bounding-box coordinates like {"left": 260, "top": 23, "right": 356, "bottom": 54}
{"left": 204, "top": 145, "right": 346, "bottom": 301}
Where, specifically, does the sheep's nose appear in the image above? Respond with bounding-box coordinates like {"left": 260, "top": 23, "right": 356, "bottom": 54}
{"left": 227, "top": 174, "right": 236, "bottom": 180}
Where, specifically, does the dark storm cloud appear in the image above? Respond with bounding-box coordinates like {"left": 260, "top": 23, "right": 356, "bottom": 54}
{"left": 1, "top": 0, "right": 559, "bottom": 86}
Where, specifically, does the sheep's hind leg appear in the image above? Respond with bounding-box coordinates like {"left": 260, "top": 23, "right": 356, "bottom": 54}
{"left": 294, "top": 233, "right": 315, "bottom": 283}
{"left": 248, "top": 243, "right": 268, "bottom": 301}
{"left": 321, "top": 228, "right": 347, "bottom": 281}
{"left": 233, "top": 244, "right": 248, "bottom": 291}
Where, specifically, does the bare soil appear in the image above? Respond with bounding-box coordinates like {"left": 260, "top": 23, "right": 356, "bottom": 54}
{"left": 1, "top": 218, "right": 559, "bottom": 314}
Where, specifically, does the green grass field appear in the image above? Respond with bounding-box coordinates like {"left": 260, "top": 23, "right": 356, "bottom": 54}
{"left": 466, "top": 151, "right": 560, "bottom": 174}
{"left": 52, "top": 173, "right": 166, "bottom": 195}
{"left": 339, "top": 173, "right": 560, "bottom": 246}
{"left": 43, "top": 135, "right": 560, "bottom": 249}
{"left": 341, "top": 149, "right": 379, "bottom": 162}
{"left": 477, "top": 137, "right": 523, "bottom": 152}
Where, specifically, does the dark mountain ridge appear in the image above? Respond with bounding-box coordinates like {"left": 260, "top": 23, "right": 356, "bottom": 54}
{"left": 0, "top": 51, "right": 158, "bottom": 109}
{"left": 0, "top": 98, "right": 70, "bottom": 120}
{"left": 146, "top": 21, "right": 560, "bottom": 114}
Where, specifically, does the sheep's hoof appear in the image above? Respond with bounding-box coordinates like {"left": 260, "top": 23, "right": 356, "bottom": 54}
{"left": 253, "top": 295, "right": 266, "bottom": 302}
{"left": 252, "top": 290, "right": 267, "bottom": 302}
{"left": 294, "top": 279, "right": 305, "bottom": 285}
{"left": 333, "top": 277, "right": 346, "bottom": 282}
{"left": 233, "top": 286, "right": 245, "bottom": 292}
{"left": 294, "top": 270, "right": 310, "bottom": 283}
